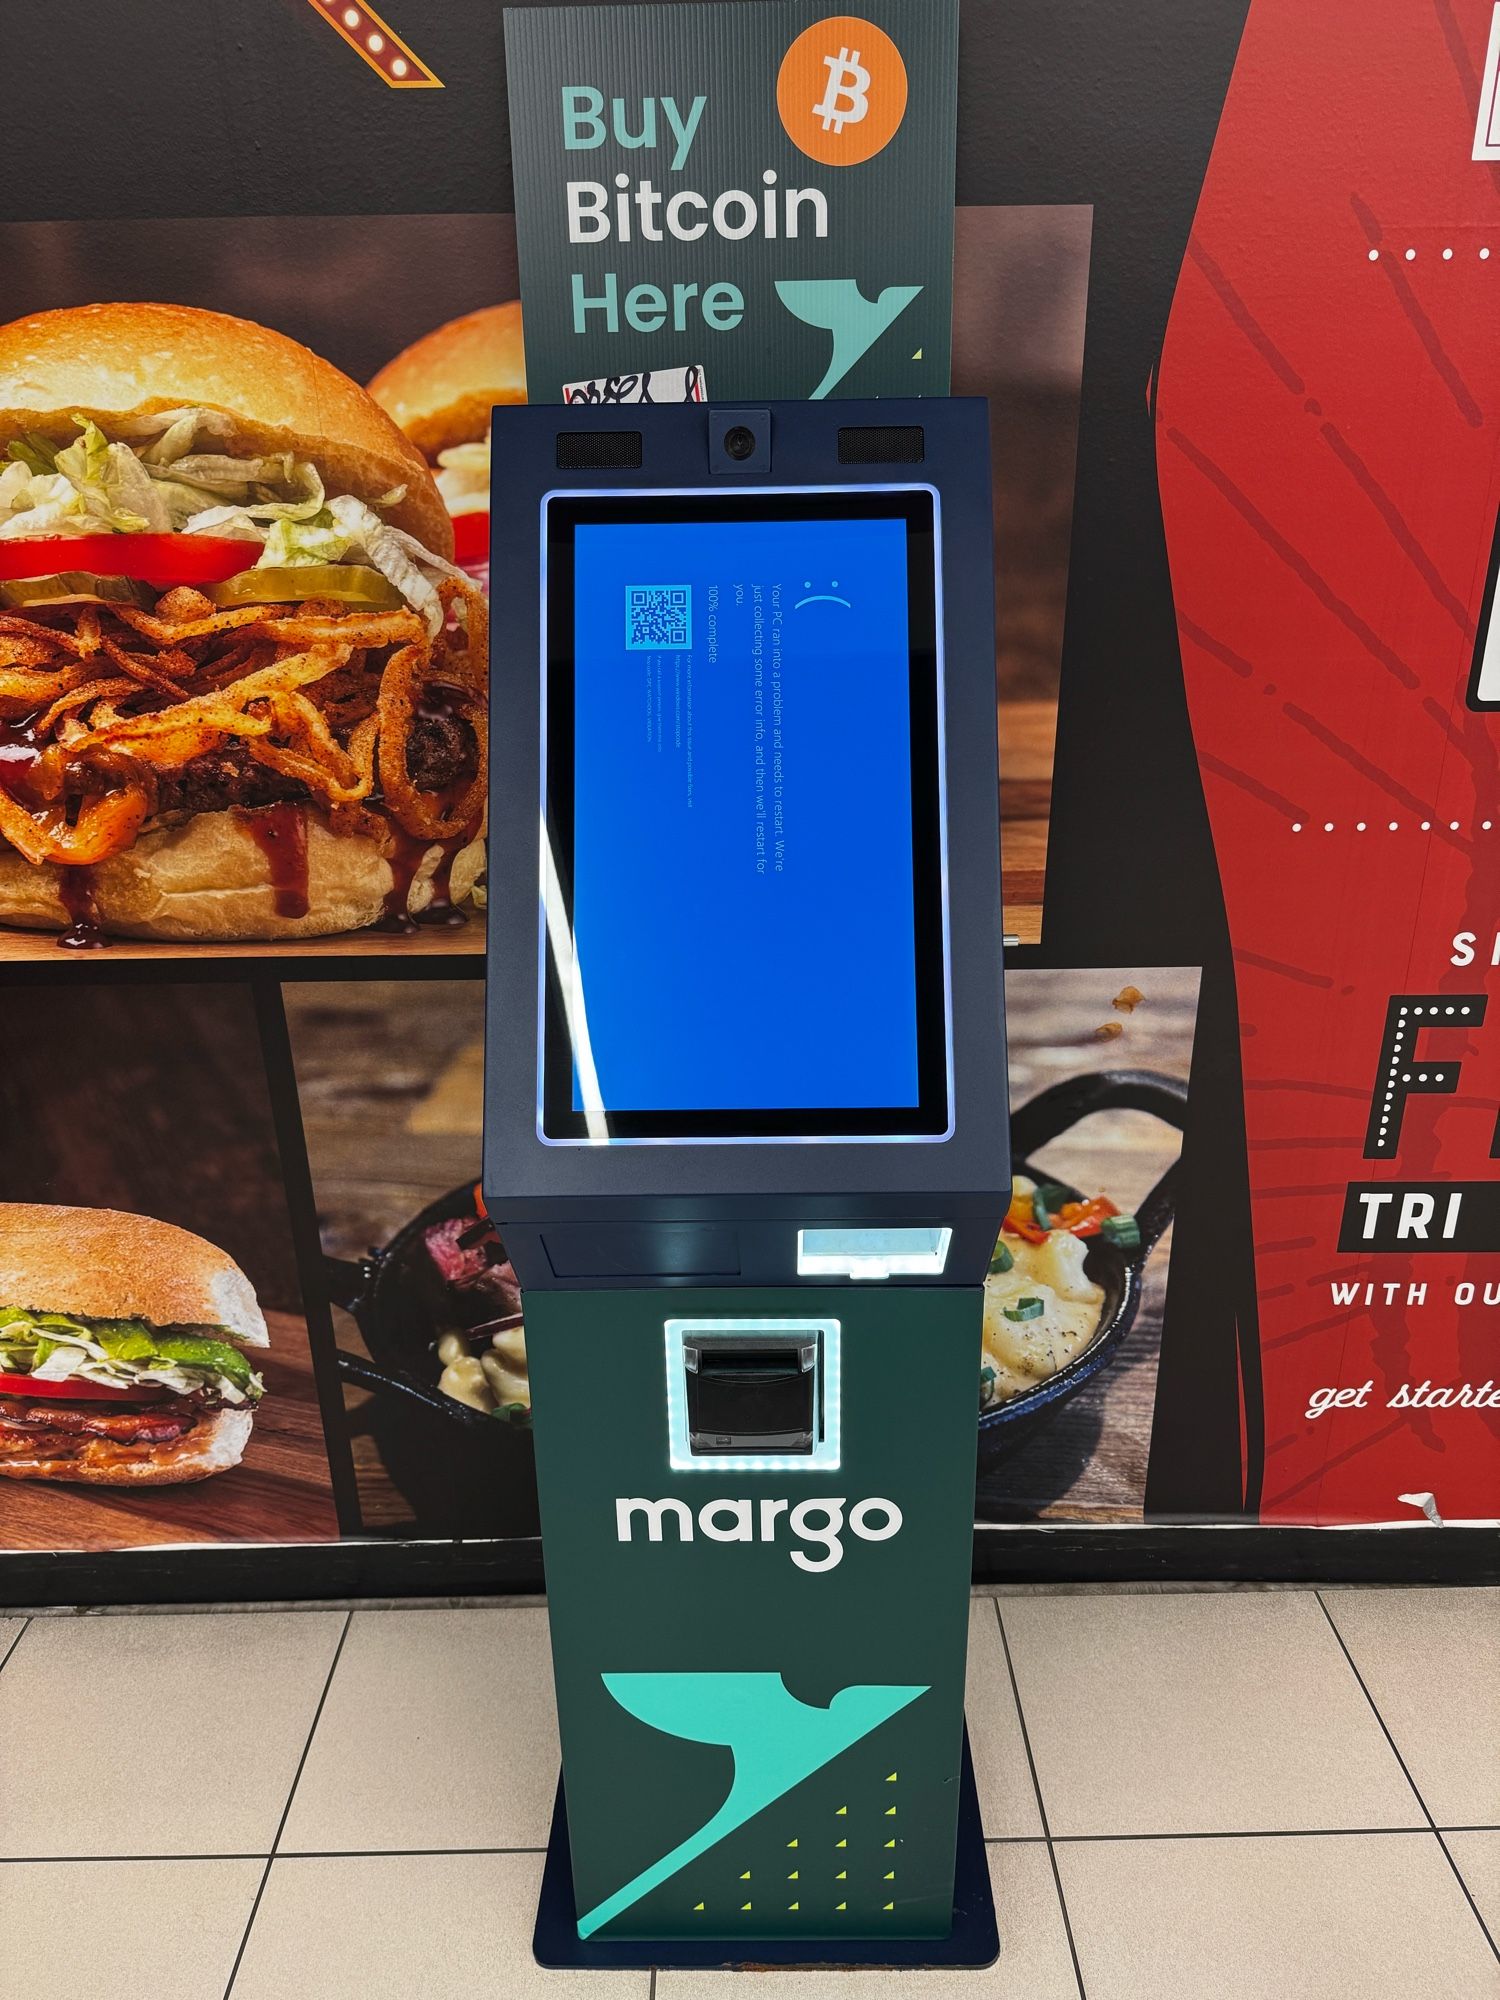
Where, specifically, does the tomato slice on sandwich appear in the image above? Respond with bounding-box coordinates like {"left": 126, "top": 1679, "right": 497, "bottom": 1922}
{"left": 0, "top": 1371, "right": 172, "bottom": 1402}
{"left": 0, "top": 533, "right": 254, "bottom": 590}
{"left": 451, "top": 511, "right": 489, "bottom": 569}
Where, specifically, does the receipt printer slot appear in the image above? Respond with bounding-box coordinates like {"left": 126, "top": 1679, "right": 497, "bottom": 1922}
{"left": 683, "top": 1333, "right": 820, "bottom": 1456}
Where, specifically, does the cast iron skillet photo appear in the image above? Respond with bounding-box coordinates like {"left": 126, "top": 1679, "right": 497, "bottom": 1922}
{"left": 324, "top": 1067, "right": 1183, "bottom": 1531}
{"left": 979, "top": 1068, "right": 1185, "bottom": 1472}
{"left": 326, "top": 1192, "right": 539, "bottom": 1538}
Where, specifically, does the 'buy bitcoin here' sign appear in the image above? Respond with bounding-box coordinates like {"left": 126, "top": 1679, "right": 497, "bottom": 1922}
{"left": 503, "top": 1, "right": 957, "bottom": 403}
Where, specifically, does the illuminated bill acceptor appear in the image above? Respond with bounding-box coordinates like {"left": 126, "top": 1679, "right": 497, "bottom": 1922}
{"left": 484, "top": 399, "right": 1008, "bottom": 1963}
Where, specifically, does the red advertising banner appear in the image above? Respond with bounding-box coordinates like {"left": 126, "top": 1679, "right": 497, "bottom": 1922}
{"left": 1158, "top": 0, "right": 1500, "bottom": 1523}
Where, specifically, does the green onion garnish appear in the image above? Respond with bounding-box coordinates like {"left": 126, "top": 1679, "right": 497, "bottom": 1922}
{"left": 1099, "top": 1214, "right": 1142, "bottom": 1251}
{"left": 988, "top": 1240, "right": 1014, "bottom": 1274}
{"left": 1032, "top": 1183, "right": 1067, "bottom": 1230}
{"left": 1002, "top": 1297, "right": 1046, "bottom": 1323}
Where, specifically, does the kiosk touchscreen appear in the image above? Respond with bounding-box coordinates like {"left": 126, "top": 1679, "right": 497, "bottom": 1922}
{"left": 485, "top": 400, "right": 1006, "bottom": 1968}
{"left": 542, "top": 489, "right": 946, "bottom": 1145}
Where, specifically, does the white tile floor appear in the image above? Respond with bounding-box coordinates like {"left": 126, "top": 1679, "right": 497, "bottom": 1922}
{"left": 0, "top": 1587, "right": 1494, "bottom": 2000}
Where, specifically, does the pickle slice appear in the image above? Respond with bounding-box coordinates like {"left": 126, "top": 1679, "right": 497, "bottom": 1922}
{"left": 206, "top": 563, "right": 404, "bottom": 610}
{"left": 0, "top": 572, "right": 152, "bottom": 609}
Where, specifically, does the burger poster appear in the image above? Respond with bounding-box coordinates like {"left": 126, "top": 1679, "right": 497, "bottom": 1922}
{"left": 503, "top": 0, "right": 959, "bottom": 403}
{"left": 0, "top": 301, "right": 490, "bottom": 958}
{"left": 0, "top": 0, "right": 1493, "bottom": 1588}
{"left": 0, "top": 984, "right": 342, "bottom": 1548}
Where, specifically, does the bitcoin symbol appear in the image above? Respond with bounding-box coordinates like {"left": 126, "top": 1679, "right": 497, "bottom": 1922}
{"left": 778, "top": 15, "right": 908, "bottom": 167}
{"left": 813, "top": 46, "right": 870, "bottom": 133}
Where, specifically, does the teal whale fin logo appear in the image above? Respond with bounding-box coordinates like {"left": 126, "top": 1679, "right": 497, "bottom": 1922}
{"left": 577, "top": 1670, "right": 926, "bottom": 1938}
{"left": 775, "top": 280, "right": 923, "bottom": 399}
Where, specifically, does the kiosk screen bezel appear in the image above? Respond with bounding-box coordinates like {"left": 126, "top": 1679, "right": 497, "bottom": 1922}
{"left": 539, "top": 485, "right": 951, "bottom": 1146}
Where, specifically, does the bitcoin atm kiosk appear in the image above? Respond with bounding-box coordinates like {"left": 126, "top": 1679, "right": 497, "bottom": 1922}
{"left": 484, "top": 398, "right": 1007, "bottom": 1970}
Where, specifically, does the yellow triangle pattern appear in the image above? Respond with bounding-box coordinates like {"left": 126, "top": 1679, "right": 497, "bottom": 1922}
{"left": 836, "top": 1901, "right": 847, "bottom": 1912}
{"left": 786, "top": 1839, "right": 798, "bottom": 1850}
{"left": 884, "top": 1839, "right": 896, "bottom": 1849}
{"left": 741, "top": 1901, "right": 752, "bottom": 1912}
{"left": 694, "top": 1903, "right": 704, "bottom": 1913}
{"left": 739, "top": 1870, "right": 751, "bottom": 1881}
{"left": 886, "top": 1772, "right": 898, "bottom": 1783}
{"left": 885, "top": 1806, "right": 897, "bottom": 1817}
{"left": 883, "top": 1901, "right": 895, "bottom": 1912}
{"left": 835, "top": 1870, "right": 847, "bottom": 1881}
{"left": 787, "top": 1870, "right": 799, "bottom": 1881}
{"left": 884, "top": 1870, "right": 896, "bottom": 1881}
{"left": 788, "top": 1901, "right": 800, "bottom": 1911}
{"left": 835, "top": 1805, "right": 847, "bottom": 1816}
{"left": 835, "top": 1838, "right": 847, "bottom": 1849}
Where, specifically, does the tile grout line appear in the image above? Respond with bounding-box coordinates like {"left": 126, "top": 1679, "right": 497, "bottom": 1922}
{"left": 0, "top": 1845, "right": 571, "bottom": 1866}
{"left": 1314, "top": 1591, "right": 1499, "bottom": 1967}
{"left": 47, "top": 1825, "right": 1482, "bottom": 1854}
{"left": 2, "top": 1853, "right": 269, "bottom": 1866}
{"left": 0, "top": 1618, "right": 29, "bottom": 1675}
{"left": 985, "top": 1826, "right": 1500, "bottom": 1846}
{"left": 222, "top": 1609, "right": 353, "bottom": 2000}
{"left": 991, "top": 1597, "right": 1088, "bottom": 2000}
{"left": 275, "top": 1845, "right": 551, "bottom": 1859}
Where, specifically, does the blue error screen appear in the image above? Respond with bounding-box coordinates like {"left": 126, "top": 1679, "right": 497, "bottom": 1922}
{"left": 550, "top": 493, "right": 944, "bottom": 1137}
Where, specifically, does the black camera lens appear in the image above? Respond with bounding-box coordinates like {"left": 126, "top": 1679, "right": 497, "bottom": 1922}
{"left": 724, "top": 425, "right": 757, "bottom": 462}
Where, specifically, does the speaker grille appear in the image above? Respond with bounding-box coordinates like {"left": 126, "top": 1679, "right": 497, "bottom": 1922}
{"left": 556, "top": 429, "right": 643, "bottom": 470}
{"left": 837, "top": 425, "right": 925, "bottom": 464}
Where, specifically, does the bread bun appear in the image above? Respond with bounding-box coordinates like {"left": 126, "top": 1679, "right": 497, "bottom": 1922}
{"left": 0, "top": 1204, "right": 267, "bottom": 1346}
{"left": 0, "top": 806, "right": 485, "bottom": 942}
{"left": 0, "top": 1405, "right": 254, "bottom": 1485}
{"left": 0, "top": 301, "right": 453, "bottom": 557}
{"left": 368, "top": 302, "right": 526, "bottom": 459}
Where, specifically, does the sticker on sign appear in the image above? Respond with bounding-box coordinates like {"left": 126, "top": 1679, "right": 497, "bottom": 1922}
{"left": 563, "top": 364, "right": 707, "bottom": 405}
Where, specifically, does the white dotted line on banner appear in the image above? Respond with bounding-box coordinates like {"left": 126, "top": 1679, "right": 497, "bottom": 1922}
{"left": 1289, "top": 820, "right": 1492, "bottom": 833}
{"left": 1368, "top": 247, "right": 1491, "bottom": 261}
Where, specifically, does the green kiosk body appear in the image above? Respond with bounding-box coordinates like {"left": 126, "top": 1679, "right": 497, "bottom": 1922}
{"left": 484, "top": 399, "right": 1008, "bottom": 1966}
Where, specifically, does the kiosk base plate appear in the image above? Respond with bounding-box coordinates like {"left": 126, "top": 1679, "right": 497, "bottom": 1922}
{"left": 532, "top": 1728, "right": 999, "bottom": 1971}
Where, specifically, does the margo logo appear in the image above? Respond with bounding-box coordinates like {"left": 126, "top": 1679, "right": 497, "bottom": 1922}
{"left": 615, "top": 1494, "right": 903, "bottom": 1572}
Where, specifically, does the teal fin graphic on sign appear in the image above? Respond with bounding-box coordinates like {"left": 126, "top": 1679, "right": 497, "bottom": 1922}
{"left": 774, "top": 280, "right": 923, "bottom": 399}
{"left": 577, "top": 1671, "right": 926, "bottom": 1939}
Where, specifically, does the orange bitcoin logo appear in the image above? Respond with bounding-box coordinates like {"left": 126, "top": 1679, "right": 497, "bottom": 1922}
{"left": 776, "top": 16, "right": 909, "bottom": 167}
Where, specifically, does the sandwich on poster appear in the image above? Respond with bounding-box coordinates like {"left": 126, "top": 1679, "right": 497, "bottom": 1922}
{"left": 0, "top": 302, "right": 489, "bottom": 944}
{"left": 0, "top": 1205, "right": 268, "bottom": 1485}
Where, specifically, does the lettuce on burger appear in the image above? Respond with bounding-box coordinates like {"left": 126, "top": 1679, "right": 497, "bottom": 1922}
{"left": 368, "top": 301, "right": 526, "bottom": 594}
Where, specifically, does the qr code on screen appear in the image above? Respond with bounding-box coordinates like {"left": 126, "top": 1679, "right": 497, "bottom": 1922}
{"left": 625, "top": 584, "right": 691, "bottom": 650}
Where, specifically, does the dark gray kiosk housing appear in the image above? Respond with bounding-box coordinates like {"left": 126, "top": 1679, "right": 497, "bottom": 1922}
{"left": 483, "top": 397, "right": 1008, "bottom": 1969}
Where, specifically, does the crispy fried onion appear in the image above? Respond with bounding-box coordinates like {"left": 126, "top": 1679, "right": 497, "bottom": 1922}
{"left": 0, "top": 609, "right": 99, "bottom": 660}
{"left": 377, "top": 645, "right": 487, "bottom": 840}
{"left": 0, "top": 758, "right": 150, "bottom": 866}
{"left": 0, "top": 585, "right": 488, "bottom": 866}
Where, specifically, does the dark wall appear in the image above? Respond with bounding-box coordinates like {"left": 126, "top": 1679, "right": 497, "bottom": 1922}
{"left": 0, "top": 985, "right": 304, "bottom": 1312}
